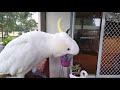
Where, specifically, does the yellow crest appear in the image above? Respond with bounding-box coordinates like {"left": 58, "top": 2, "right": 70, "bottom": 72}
{"left": 57, "top": 17, "right": 64, "bottom": 32}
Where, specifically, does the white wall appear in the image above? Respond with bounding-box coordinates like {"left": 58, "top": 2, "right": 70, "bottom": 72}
{"left": 46, "top": 12, "right": 71, "bottom": 78}
{"left": 46, "top": 12, "right": 70, "bottom": 33}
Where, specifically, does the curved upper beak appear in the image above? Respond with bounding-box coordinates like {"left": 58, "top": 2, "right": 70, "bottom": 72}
{"left": 68, "top": 40, "right": 80, "bottom": 55}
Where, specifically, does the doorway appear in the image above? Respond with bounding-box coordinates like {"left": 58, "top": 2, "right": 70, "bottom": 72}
{"left": 72, "top": 12, "right": 102, "bottom": 76}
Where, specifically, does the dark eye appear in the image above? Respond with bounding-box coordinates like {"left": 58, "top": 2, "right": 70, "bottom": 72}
{"left": 67, "top": 48, "right": 70, "bottom": 51}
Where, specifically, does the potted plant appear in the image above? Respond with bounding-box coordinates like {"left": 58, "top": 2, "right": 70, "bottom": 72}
{"left": 72, "top": 64, "right": 81, "bottom": 76}
{"left": 69, "top": 63, "right": 88, "bottom": 78}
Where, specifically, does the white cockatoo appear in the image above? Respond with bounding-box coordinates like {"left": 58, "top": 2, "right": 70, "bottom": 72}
{"left": 0, "top": 17, "right": 79, "bottom": 78}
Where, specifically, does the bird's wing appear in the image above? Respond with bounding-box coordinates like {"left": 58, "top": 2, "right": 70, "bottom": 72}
{"left": 0, "top": 37, "right": 35, "bottom": 75}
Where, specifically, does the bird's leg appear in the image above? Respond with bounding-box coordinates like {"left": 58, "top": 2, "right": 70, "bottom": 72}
{"left": 6, "top": 75, "right": 18, "bottom": 78}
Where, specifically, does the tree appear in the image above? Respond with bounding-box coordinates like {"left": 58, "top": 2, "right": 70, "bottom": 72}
{"left": 0, "top": 12, "right": 38, "bottom": 42}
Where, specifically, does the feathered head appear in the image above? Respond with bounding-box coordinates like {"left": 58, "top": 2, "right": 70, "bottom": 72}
{"left": 51, "top": 17, "right": 79, "bottom": 57}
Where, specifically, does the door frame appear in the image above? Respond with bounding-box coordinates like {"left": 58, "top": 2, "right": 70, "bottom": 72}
{"left": 69, "top": 12, "right": 103, "bottom": 77}
{"left": 67, "top": 12, "right": 76, "bottom": 76}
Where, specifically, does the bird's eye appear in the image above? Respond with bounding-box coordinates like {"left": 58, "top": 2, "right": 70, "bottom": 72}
{"left": 67, "top": 48, "right": 70, "bottom": 51}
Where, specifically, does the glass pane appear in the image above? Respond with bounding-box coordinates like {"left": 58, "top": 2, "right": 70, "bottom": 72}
{"left": 73, "top": 12, "right": 101, "bottom": 76}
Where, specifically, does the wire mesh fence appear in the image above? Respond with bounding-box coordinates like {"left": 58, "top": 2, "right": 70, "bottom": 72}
{"left": 97, "top": 12, "right": 120, "bottom": 77}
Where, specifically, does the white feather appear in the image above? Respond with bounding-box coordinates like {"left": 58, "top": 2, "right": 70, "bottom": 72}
{"left": 0, "top": 31, "right": 79, "bottom": 78}
{"left": 0, "top": 31, "right": 53, "bottom": 77}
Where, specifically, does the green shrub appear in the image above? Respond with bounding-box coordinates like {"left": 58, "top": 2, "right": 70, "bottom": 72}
{"left": 3, "top": 36, "right": 16, "bottom": 46}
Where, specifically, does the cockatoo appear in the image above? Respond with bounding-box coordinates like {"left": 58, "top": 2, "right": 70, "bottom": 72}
{"left": 0, "top": 17, "right": 79, "bottom": 78}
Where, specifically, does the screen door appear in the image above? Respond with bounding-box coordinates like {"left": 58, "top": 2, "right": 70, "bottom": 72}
{"left": 96, "top": 12, "right": 120, "bottom": 78}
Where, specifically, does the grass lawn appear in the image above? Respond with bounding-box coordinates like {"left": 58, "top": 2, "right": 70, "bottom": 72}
{"left": 0, "top": 36, "right": 17, "bottom": 42}
{"left": 0, "top": 38, "right": 2, "bottom": 42}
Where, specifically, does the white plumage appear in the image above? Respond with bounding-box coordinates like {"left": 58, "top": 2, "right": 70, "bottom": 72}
{"left": 0, "top": 18, "right": 79, "bottom": 78}
{"left": 0, "top": 31, "right": 79, "bottom": 78}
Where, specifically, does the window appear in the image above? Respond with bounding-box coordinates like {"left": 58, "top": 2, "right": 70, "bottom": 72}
{"left": 73, "top": 12, "right": 102, "bottom": 75}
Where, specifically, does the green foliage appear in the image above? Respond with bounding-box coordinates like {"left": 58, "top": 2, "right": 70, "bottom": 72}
{"left": 0, "top": 38, "right": 2, "bottom": 42}
{"left": 0, "top": 12, "right": 38, "bottom": 41}
{"left": 3, "top": 36, "right": 16, "bottom": 46}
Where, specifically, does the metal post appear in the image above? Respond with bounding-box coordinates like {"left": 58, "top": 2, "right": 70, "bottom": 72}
{"left": 70, "top": 12, "right": 75, "bottom": 39}
{"left": 67, "top": 12, "right": 76, "bottom": 77}
{"left": 38, "top": 12, "right": 41, "bottom": 31}
{"left": 96, "top": 12, "right": 106, "bottom": 78}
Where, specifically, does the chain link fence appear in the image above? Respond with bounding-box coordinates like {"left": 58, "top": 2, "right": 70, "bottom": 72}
{"left": 97, "top": 12, "right": 120, "bottom": 77}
